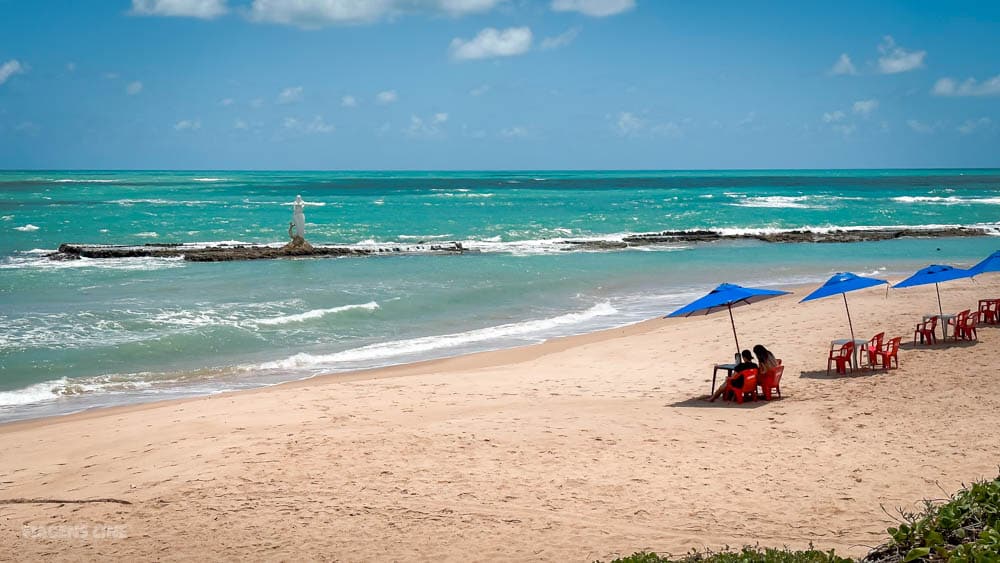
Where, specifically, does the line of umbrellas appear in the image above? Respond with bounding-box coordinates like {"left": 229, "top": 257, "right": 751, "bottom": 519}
{"left": 666, "top": 250, "right": 1000, "bottom": 354}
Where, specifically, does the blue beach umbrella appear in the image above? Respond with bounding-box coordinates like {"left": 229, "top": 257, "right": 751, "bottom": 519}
{"left": 892, "top": 264, "right": 973, "bottom": 316}
{"left": 969, "top": 250, "right": 1000, "bottom": 277}
{"left": 666, "top": 283, "right": 791, "bottom": 354}
{"left": 800, "top": 272, "right": 888, "bottom": 343}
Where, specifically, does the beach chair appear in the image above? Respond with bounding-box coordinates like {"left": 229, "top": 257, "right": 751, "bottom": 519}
{"left": 862, "top": 332, "right": 884, "bottom": 368}
{"left": 827, "top": 341, "right": 854, "bottom": 376}
{"left": 759, "top": 365, "right": 784, "bottom": 400}
{"left": 913, "top": 316, "right": 937, "bottom": 346}
{"left": 957, "top": 314, "right": 978, "bottom": 341}
{"left": 724, "top": 368, "right": 758, "bottom": 404}
{"left": 947, "top": 310, "right": 971, "bottom": 342}
{"left": 978, "top": 300, "right": 998, "bottom": 325}
{"left": 874, "top": 336, "right": 901, "bottom": 370}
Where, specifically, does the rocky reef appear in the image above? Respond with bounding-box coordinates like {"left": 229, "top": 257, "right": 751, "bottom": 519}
{"left": 48, "top": 240, "right": 467, "bottom": 262}
{"left": 46, "top": 226, "right": 990, "bottom": 262}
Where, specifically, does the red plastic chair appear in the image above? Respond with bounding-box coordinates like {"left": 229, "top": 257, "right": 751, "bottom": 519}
{"left": 875, "top": 336, "right": 901, "bottom": 370}
{"left": 957, "top": 314, "right": 978, "bottom": 341}
{"left": 724, "top": 368, "right": 758, "bottom": 404}
{"left": 947, "top": 310, "right": 971, "bottom": 342}
{"left": 758, "top": 365, "right": 784, "bottom": 400}
{"left": 827, "top": 341, "right": 854, "bottom": 376}
{"left": 977, "top": 300, "right": 997, "bottom": 325}
{"left": 863, "top": 332, "right": 885, "bottom": 368}
{"left": 990, "top": 300, "right": 1000, "bottom": 325}
{"left": 913, "top": 316, "right": 937, "bottom": 346}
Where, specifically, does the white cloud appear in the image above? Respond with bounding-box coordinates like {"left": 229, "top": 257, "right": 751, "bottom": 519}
{"left": 500, "top": 126, "right": 528, "bottom": 138}
{"left": 822, "top": 110, "right": 846, "bottom": 123}
{"left": 832, "top": 124, "right": 856, "bottom": 137}
{"left": 174, "top": 119, "right": 202, "bottom": 131}
{"left": 852, "top": 99, "right": 878, "bottom": 116}
{"left": 14, "top": 121, "right": 39, "bottom": 135}
{"left": 249, "top": 0, "right": 504, "bottom": 27}
{"left": 234, "top": 119, "right": 248, "bottom": 130}
{"left": 376, "top": 90, "right": 398, "bottom": 104}
{"left": 277, "top": 86, "right": 304, "bottom": 104}
{"left": 652, "top": 121, "right": 683, "bottom": 138}
{"left": 877, "top": 36, "right": 925, "bottom": 74}
{"left": 541, "top": 27, "right": 580, "bottom": 50}
{"left": 407, "top": 112, "right": 449, "bottom": 137}
{"left": 469, "top": 84, "right": 490, "bottom": 96}
{"left": 220, "top": 98, "right": 235, "bottom": 106}
{"left": 66, "top": 62, "right": 76, "bottom": 72}
{"left": 932, "top": 75, "right": 1000, "bottom": 97}
{"left": 958, "top": 117, "right": 992, "bottom": 135}
{"left": 126, "top": 81, "right": 143, "bottom": 95}
{"left": 438, "top": 0, "right": 505, "bottom": 16}
{"left": 0, "top": 60, "right": 25, "bottom": 86}
{"left": 907, "top": 119, "right": 935, "bottom": 134}
{"left": 737, "top": 111, "right": 756, "bottom": 128}
{"left": 341, "top": 95, "right": 358, "bottom": 107}
{"left": 829, "top": 53, "right": 856, "bottom": 76}
{"left": 615, "top": 111, "right": 643, "bottom": 136}
{"left": 131, "top": 0, "right": 228, "bottom": 19}
{"left": 450, "top": 27, "right": 532, "bottom": 61}
{"left": 250, "top": 98, "right": 265, "bottom": 108}
{"left": 284, "top": 115, "right": 335, "bottom": 134}
{"left": 551, "top": 0, "right": 634, "bottom": 17}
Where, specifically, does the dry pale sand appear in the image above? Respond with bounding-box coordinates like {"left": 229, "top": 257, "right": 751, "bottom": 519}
{"left": 1, "top": 277, "right": 999, "bottom": 562}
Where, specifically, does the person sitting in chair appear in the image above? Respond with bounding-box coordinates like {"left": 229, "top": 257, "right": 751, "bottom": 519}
{"left": 709, "top": 349, "right": 757, "bottom": 402}
{"left": 754, "top": 344, "right": 779, "bottom": 375}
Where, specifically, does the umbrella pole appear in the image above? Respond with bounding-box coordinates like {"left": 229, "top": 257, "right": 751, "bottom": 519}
{"left": 936, "top": 283, "right": 943, "bottom": 317}
{"left": 728, "top": 303, "right": 741, "bottom": 355}
{"left": 843, "top": 293, "right": 856, "bottom": 343}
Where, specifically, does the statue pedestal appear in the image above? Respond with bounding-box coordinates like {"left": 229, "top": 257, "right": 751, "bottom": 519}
{"left": 282, "top": 236, "right": 314, "bottom": 252}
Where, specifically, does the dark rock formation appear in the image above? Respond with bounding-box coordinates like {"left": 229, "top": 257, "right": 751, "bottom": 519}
{"left": 47, "top": 226, "right": 991, "bottom": 262}
{"left": 49, "top": 241, "right": 466, "bottom": 262}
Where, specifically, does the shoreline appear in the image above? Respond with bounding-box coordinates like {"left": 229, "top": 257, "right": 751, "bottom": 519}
{"left": 1, "top": 275, "right": 999, "bottom": 559}
{"left": 0, "top": 273, "right": 978, "bottom": 430}
{"left": 0, "top": 305, "right": 674, "bottom": 432}
{"left": 1, "top": 275, "right": 862, "bottom": 430}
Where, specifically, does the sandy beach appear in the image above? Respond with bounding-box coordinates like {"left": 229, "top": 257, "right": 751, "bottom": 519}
{"left": 1, "top": 276, "right": 998, "bottom": 561}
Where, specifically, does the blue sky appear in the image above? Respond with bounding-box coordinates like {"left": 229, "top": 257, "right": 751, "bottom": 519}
{"left": 0, "top": 0, "right": 998, "bottom": 169}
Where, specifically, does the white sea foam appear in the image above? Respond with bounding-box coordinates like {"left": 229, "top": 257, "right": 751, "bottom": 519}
{"left": 0, "top": 255, "right": 185, "bottom": 272}
{"left": 434, "top": 192, "right": 495, "bottom": 198}
{"left": 892, "top": 196, "right": 1000, "bottom": 205}
{"left": 135, "top": 231, "right": 159, "bottom": 238}
{"left": 192, "top": 177, "right": 228, "bottom": 182}
{"left": 397, "top": 234, "right": 453, "bottom": 240}
{"left": 14, "top": 224, "right": 40, "bottom": 232}
{"left": 2, "top": 215, "right": 12, "bottom": 221}
{"left": 255, "top": 301, "right": 379, "bottom": 326}
{"left": 50, "top": 179, "right": 119, "bottom": 183}
{"left": 256, "top": 301, "right": 617, "bottom": 371}
{"left": 0, "top": 379, "right": 69, "bottom": 406}
{"left": 730, "top": 195, "right": 824, "bottom": 209}
{"left": 109, "top": 198, "right": 221, "bottom": 206}
{"left": 0, "top": 371, "right": 200, "bottom": 408}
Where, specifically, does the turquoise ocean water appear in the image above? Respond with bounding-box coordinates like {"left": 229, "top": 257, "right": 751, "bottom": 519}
{"left": 2, "top": 170, "right": 999, "bottom": 422}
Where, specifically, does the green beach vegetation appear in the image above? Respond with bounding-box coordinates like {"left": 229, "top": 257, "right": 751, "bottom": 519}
{"left": 602, "top": 475, "right": 1000, "bottom": 563}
